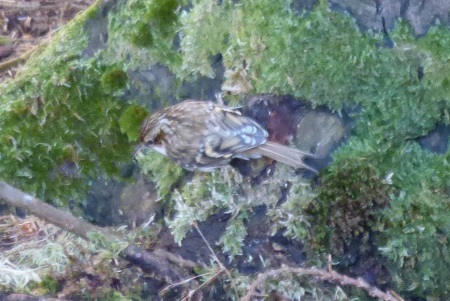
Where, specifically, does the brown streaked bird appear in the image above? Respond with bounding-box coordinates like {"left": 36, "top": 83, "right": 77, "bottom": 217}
{"left": 137, "top": 100, "right": 317, "bottom": 172}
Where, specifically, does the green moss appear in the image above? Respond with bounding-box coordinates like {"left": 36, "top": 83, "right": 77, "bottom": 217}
{"left": 132, "top": 0, "right": 450, "bottom": 298}
{"left": 0, "top": 35, "right": 12, "bottom": 46}
{"left": 311, "top": 156, "right": 392, "bottom": 256}
{"left": 176, "top": 2, "right": 450, "bottom": 295}
{"left": 2, "top": 0, "right": 449, "bottom": 298}
{"left": 0, "top": 0, "right": 186, "bottom": 207}
{"left": 179, "top": 0, "right": 381, "bottom": 102}
{"left": 108, "top": 0, "right": 182, "bottom": 72}
{"left": 177, "top": 0, "right": 445, "bottom": 161}
{"left": 83, "top": 2, "right": 99, "bottom": 19}
{"left": 38, "top": 275, "right": 60, "bottom": 294}
{"left": 165, "top": 168, "right": 247, "bottom": 250}
{"left": 268, "top": 179, "right": 316, "bottom": 242}
{"left": 372, "top": 143, "right": 450, "bottom": 298}
{"left": 121, "top": 0, "right": 180, "bottom": 48}
{"left": 101, "top": 67, "right": 129, "bottom": 91}
{"left": 309, "top": 138, "right": 450, "bottom": 296}
{"left": 0, "top": 9, "right": 130, "bottom": 205}
{"left": 74, "top": 288, "right": 133, "bottom": 301}
{"left": 218, "top": 212, "right": 247, "bottom": 257}
{"left": 130, "top": 23, "right": 154, "bottom": 48}
{"left": 413, "top": 23, "right": 450, "bottom": 119}
{"left": 178, "top": 0, "right": 447, "bottom": 144}
{"left": 119, "top": 105, "right": 149, "bottom": 142}
{"left": 145, "top": 0, "right": 180, "bottom": 33}
{"left": 380, "top": 187, "right": 450, "bottom": 298}
{"left": 179, "top": 0, "right": 231, "bottom": 78}
{"left": 87, "top": 231, "right": 128, "bottom": 258}
{"left": 136, "top": 152, "right": 185, "bottom": 199}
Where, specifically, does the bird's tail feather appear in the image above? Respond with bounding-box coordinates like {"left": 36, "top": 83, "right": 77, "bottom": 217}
{"left": 251, "top": 141, "right": 317, "bottom": 172}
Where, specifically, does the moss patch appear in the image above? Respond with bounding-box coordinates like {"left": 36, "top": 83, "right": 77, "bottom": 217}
{"left": 0, "top": 6, "right": 130, "bottom": 205}
{"left": 310, "top": 154, "right": 393, "bottom": 260}
{"left": 175, "top": 0, "right": 450, "bottom": 297}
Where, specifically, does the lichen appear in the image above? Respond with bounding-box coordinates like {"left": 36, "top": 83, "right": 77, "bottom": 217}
{"left": 136, "top": 151, "right": 185, "bottom": 200}
{"left": 165, "top": 167, "right": 245, "bottom": 252}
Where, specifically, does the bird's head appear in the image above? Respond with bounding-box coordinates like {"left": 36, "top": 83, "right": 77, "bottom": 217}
{"left": 134, "top": 111, "right": 169, "bottom": 157}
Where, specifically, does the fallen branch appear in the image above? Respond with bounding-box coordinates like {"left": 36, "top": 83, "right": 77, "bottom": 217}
{"left": 241, "top": 266, "right": 404, "bottom": 301}
{"left": 0, "top": 181, "right": 198, "bottom": 283}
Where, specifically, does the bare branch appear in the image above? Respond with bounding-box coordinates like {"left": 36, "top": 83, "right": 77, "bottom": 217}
{"left": 241, "top": 266, "right": 404, "bottom": 301}
{"left": 0, "top": 181, "right": 198, "bottom": 283}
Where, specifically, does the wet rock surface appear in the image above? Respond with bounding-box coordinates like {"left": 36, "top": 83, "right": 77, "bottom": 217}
{"left": 416, "top": 123, "right": 450, "bottom": 154}
{"left": 326, "top": 0, "right": 450, "bottom": 35}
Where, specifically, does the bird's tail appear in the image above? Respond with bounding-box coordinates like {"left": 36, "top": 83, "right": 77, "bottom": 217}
{"left": 250, "top": 141, "right": 317, "bottom": 172}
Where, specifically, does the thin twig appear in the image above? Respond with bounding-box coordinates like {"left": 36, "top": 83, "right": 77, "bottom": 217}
{"left": 193, "top": 223, "right": 240, "bottom": 299}
{"left": 161, "top": 270, "right": 217, "bottom": 295}
{"left": 241, "top": 266, "right": 404, "bottom": 301}
{"left": 181, "top": 269, "right": 223, "bottom": 301}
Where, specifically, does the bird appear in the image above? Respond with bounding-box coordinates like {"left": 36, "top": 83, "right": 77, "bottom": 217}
{"left": 136, "top": 100, "right": 316, "bottom": 172}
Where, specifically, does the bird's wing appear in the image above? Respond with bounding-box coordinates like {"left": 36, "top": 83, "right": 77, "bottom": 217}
{"left": 203, "top": 105, "right": 268, "bottom": 158}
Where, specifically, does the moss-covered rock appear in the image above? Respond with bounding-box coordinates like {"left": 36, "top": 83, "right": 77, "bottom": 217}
{"left": 1, "top": 0, "right": 450, "bottom": 299}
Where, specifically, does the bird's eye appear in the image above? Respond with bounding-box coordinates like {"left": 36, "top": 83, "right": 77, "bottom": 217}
{"left": 146, "top": 140, "right": 153, "bottom": 146}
